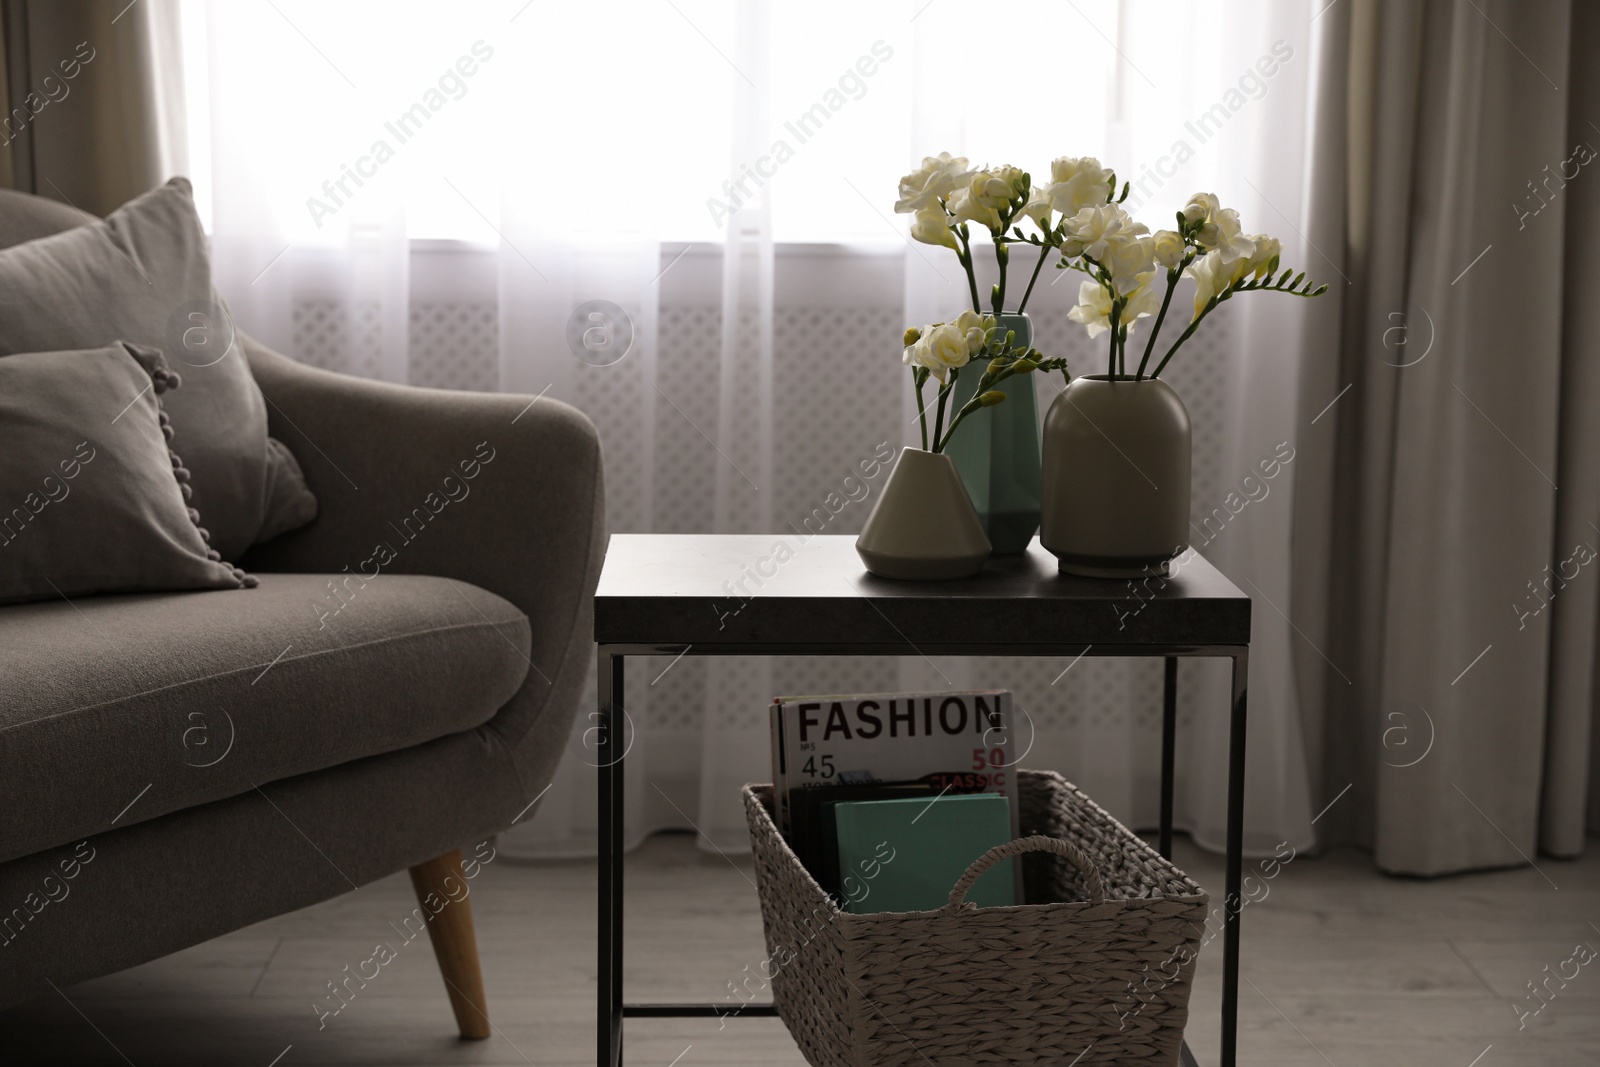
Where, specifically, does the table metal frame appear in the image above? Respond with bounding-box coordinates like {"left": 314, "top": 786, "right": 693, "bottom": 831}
{"left": 596, "top": 639, "right": 1248, "bottom": 1067}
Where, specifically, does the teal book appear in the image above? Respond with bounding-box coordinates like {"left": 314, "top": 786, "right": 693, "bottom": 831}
{"left": 832, "top": 793, "right": 1017, "bottom": 914}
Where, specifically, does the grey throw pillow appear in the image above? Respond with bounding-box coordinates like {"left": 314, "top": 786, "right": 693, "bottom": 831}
{"left": 0, "top": 341, "right": 256, "bottom": 604}
{"left": 0, "top": 177, "right": 316, "bottom": 560}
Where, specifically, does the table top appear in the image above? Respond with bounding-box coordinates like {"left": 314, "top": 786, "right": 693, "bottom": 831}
{"left": 594, "top": 534, "right": 1250, "bottom": 652}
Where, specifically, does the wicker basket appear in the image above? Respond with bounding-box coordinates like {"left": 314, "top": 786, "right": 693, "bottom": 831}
{"left": 742, "top": 769, "right": 1209, "bottom": 1067}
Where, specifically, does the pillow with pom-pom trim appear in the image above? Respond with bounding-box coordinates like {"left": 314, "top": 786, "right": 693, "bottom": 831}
{"left": 0, "top": 341, "right": 257, "bottom": 604}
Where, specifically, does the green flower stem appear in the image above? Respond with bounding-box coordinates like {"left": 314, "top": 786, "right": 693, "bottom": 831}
{"left": 913, "top": 368, "right": 930, "bottom": 451}
{"left": 931, "top": 369, "right": 956, "bottom": 452}
{"left": 939, "top": 399, "right": 985, "bottom": 449}
{"left": 992, "top": 239, "right": 1009, "bottom": 314}
{"left": 940, "top": 365, "right": 1017, "bottom": 450}
{"left": 1106, "top": 299, "right": 1123, "bottom": 379}
{"left": 1135, "top": 268, "right": 1182, "bottom": 380}
{"left": 1015, "top": 240, "right": 1053, "bottom": 315}
{"left": 1151, "top": 293, "right": 1226, "bottom": 378}
{"left": 954, "top": 227, "right": 982, "bottom": 314}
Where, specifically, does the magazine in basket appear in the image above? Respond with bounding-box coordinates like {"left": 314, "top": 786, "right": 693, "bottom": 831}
{"left": 768, "top": 689, "right": 1020, "bottom": 839}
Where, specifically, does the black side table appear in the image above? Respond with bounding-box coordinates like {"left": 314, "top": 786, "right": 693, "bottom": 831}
{"left": 593, "top": 534, "right": 1252, "bottom": 1067}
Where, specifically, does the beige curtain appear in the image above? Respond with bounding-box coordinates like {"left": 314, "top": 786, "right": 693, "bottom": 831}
{"left": 1295, "top": 0, "right": 1600, "bottom": 875}
{"left": 0, "top": 2, "right": 13, "bottom": 191}
{"left": 0, "top": 0, "right": 183, "bottom": 214}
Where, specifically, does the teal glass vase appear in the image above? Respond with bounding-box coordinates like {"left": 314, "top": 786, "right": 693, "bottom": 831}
{"left": 944, "top": 311, "right": 1042, "bottom": 554}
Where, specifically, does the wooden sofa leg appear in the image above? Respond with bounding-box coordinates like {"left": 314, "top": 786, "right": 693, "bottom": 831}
{"left": 408, "top": 848, "right": 491, "bottom": 1039}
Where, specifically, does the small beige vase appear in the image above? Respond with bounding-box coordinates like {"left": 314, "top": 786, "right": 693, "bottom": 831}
{"left": 1041, "top": 375, "right": 1191, "bottom": 578}
{"left": 856, "top": 447, "right": 991, "bottom": 580}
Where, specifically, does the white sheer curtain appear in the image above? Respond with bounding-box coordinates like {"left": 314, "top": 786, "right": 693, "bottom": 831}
{"left": 178, "top": 0, "right": 1321, "bottom": 858}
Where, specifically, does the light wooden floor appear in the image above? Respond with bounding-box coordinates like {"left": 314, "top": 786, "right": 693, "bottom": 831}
{"left": 2, "top": 832, "right": 1598, "bottom": 1066}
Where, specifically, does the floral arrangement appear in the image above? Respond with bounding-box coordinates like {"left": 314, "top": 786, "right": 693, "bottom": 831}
{"left": 892, "top": 153, "right": 1328, "bottom": 446}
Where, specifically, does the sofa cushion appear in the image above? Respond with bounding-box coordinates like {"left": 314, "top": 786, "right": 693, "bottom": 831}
{"left": 0, "top": 179, "right": 318, "bottom": 560}
{"left": 0, "top": 574, "right": 531, "bottom": 864}
{"left": 0, "top": 341, "right": 255, "bottom": 604}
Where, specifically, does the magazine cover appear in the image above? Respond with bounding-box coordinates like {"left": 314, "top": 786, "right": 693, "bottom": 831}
{"left": 769, "top": 689, "right": 1019, "bottom": 835}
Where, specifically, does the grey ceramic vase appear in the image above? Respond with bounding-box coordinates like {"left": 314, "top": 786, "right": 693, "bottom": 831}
{"left": 1040, "top": 375, "right": 1191, "bottom": 578}
{"left": 856, "top": 447, "right": 991, "bottom": 580}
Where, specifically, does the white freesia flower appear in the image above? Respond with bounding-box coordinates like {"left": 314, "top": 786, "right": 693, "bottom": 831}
{"left": 954, "top": 310, "right": 998, "bottom": 355}
{"left": 1152, "top": 229, "right": 1188, "bottom": 271}
{"left": 947, "top": 188, "right": 994, "bottom": 231}
{"left": 949, "top": 166, "right": 1022, "bottom": 232}
{"left": 1202, "top": 210, "right": 1254, "bottom": 262}
{"left": 1123, "top": 276, "right": 1162, "bottom": 323}
{"left": 1045, "top": 156, "right": 1114, "bottom": 217}
{"left": 987, "top": 165, "right": 1027, "bottom": 198}
{"left": 921, "top": 322, "right": 973, "bottom": 381}
{"left": 1242, "top": 234, "right": 1281, "bottom": 279}
{"left": 1100, "top": 234, "right": 1158, "bottom": 294}
{"left": 1020, "top": 184, "right": 1053, "bottom": 227}
{"left": 910, "top": 205, "right": 958, "bottom": 249}
{"left": 1181, "top": 192, "right": 1218, "bottom": 226}
{"left": 1067, "top": 280, "right": 1115, "bottom": 338}
{"left": 895, "top": 152, "right": 970, "bottom": 213}
{"left": 1067, "top": 275, "right": 1160, "bottom": 340}
{"left": 1185, "top": 233, "right": 1287, "bottom": 320}
{"left": 1061, "top": 203, "right": 1149, "bottom": 262}
{"left": 1182, "top": 192, "right": 1254, "bottom": 263}
{"left": 1187, "top": 250, "right": 1247, "bottom": 318}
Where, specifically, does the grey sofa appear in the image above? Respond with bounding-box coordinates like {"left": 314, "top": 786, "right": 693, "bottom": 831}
{"left": 0, "top": 188, "right": 607, "bottom": 1036}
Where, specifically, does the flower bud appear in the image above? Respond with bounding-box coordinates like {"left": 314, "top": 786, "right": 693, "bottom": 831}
{"left": 978, "top": 391, "right": 1006, "bottom": 407}
{"left": 982, "top": 176, "right": 1012, "bottom": 199}
{"left": 903, "top": 327, "right": 921, "bottom": 346}
{"left": 1011, "top": 359, "right": 1039, "bottom": 373}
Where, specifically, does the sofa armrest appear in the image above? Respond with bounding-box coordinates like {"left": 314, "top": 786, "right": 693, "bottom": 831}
{"left": 239, "top": 334, "right": 606, "bottom": 786}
